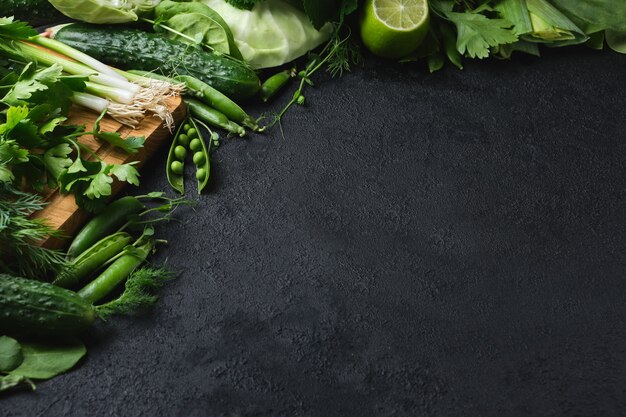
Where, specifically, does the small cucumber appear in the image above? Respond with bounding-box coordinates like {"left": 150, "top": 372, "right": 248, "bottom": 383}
{"left": 0, "top": 275, "right": 96, "bottom": 338}
{"left": 53, "top": 24, "right": 261, "bottom": 100}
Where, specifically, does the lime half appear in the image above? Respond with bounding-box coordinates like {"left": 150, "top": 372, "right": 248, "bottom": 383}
{"left": 360, "top": 0, "right": 430, "bottom": 59}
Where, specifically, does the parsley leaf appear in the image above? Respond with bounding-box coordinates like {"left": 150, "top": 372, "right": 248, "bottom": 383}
{"left": 93, "top": 110, "right": 145, "bottom": 154}
{"left": 43, "top": 143, "right": 73, "bottom": 180}
{"left": 0, "top": 17, "right": 38, "bottom": 40}
{"left": 445, "top": 12, "right": 518, "bottom": 58}
{"left": 84, "top": 170, "right": 113, "bottom": 200}
{"left": 109, "top": 163, "right": 140, "bottom": 186}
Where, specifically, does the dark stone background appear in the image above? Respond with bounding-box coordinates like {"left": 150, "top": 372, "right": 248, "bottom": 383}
{"left": 4, "top": 47, "right": 626, "bottom": 416}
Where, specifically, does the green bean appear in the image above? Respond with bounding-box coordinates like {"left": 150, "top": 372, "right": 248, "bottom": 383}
{"left": 187, "top": 98, "right": 245, "bottom": 137}
{"left": 260, "top": 69, "right": 294, "bottom": 102}
{"left": 54, "top": 232, "right": 133, "bottom": 289}
{"left": 78, "top": 241, "right": 153, "bottom": 304}
{"left": 174, "top": 75, "right": 259, "bottom": 131}
{"left": 67, "top": 196, "right": 145, "bottom": 259}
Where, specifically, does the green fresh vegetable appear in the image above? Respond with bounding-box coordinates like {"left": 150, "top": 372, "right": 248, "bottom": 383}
{"left": 78, "top": 240, "right": 154, "bottom": 304}
{"left": 223, "top": 0, "right": 359, "bottom": 29}
{"left": 523, "top": 0, "right": 588, "bottom": 46}
{"left": 153, "top": 0, "right": 243, "bottom": 59}
{"left": 174, "top": 146, "right": 187, "bottom": 161}
{"left": 189, "top": 118, "right": 212, "bottom": 193}
{"left": 178, "top": 134, "right": 190, "bottom": 147}
{"left": 166, "top": 122, "right": 187, "bottom": 194}
{"left": 260, "top": 69, "right": 294, "bottom": 102}
{"left": 95, "top": 266, "right": 175, "bottom": 318}
{"left": 0, "top": 275, "right": 97, "bottom": 337}
{"left": 170, "top": 161, "right": 184, "bottom": 175}
{"left": 175, "top": 75, "right": 259, "bottom": 131}
{"left": 67, "top": 196, "right": 145, "bottom": 259}
{"left": 187, "top": 98, "right": 246, "bottom": 137}
{"left": 9, "top": 339, "right": 86, "bottom": 380}
{"left": 0, "top": 187, "right": 67, "bottom": 278}
{"left": 166, "top": 118, "right": 213, "bottom": 194}
{"left": 0, "top": 374, "right": 34, "bottom": 392}
{"left": 193, "top": 152, "right": 206, "bottom": 166}
{"left": 54, "top": 232, "right": 134, "bottom": 289}
{"left": 48, "top": 0, "right": 159, "bottom": 24}
{"left": 189, "top": 138, "right": 202, "bottom": 152}
{"left": 201, "top": 0, "right": 334, "bottom": 68}
{"left": 549, "top": 0, "right": 626, "bottom": 34}
{"left": 53, "top": 24, "right": 261, "bottom": 100}
{"left": 0, "top": 336, "right": 22, "bottom": 372}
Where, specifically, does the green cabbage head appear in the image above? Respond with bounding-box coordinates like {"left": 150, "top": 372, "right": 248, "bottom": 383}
{"left": 49, "top": 0, "right": 161, "bottom": 24}
{"left": 201, "top": 0, "right": 332, "bottom": 68}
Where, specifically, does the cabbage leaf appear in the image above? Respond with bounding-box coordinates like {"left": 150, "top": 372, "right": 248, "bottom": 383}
{"left": 200, "top": 0, "right": 333, "bottom": 68}
{"left": 49, "top": 0, "right": 161, "bottom": 24}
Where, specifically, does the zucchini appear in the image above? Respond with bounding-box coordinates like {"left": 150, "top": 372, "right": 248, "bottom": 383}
{"left": 53, "top": 23, "right": 261, "bottom": 100}
{"left": 0, "top": 275, "right": 96, "bottom": 337}
{"left": 4, "top": 0, "right": 66, "bottom": 27}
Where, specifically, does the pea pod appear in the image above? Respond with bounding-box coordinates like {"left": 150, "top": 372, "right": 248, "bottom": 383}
{"left": 186, "top": 98, "right": 246, "bottom": 137}
{"left": 54, "top": 232, "right": 133, "bottom": 289}
{"left": 189, "top": 118, "right": 212, "bottom": 194}
{"left": 260, "top": 69, "right": 294, "bottom": 102}
{"left": 166, "top": 120, "right": 188, "bottom": 195}
{"left": 175, "top": 75, "right": 260, "bottom": 131}
{"left": 78, "top": 240, "right": 154, "bottom": 304}
{"left": 67, "top": 196, "right": 145, "bottom": 259}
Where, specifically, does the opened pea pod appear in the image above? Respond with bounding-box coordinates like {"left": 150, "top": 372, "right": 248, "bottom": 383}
{"left": 166, "top": 117, "right": 214, "bottom": 194}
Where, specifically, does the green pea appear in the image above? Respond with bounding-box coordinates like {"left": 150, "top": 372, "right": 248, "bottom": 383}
{"left": 174, "top": 146, "right": 187, "bottom": 160}
{"left": 178, "top": 134, "right": 189, "bottom": 147}
{"left": 187, "top": 128, "right": 198, "bottom": 138}
{"left": 196, "top": 168, "right": 206, "bottom": 181}
{"left": 189, "top": 138, "right": 202, "bottom": 152}
{"left": 193, "top": 152, "right": 206, "bottom": 166}
{"left": 183, "top": 123, "right": 191, "bottom": 131}
{"left": 170, "top": 161, "right": 184, "bottom": 175}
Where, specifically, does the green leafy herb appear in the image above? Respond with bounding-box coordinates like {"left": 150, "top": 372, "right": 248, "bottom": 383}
{"left": 0, "top": 186, "right": 68, "bottom": 278}
{"left": 0, "top": 374, "right": 35, "bottom": 392}
{"left": 0, "top": 336, "right": 23, "bottom": 372}
{"left": 97, "top": 266, "right": 176, "bottom": 319}
{"left": 9, "top": 339, "right": 86, "bottom": 380}
{"left": 93, "top": 110, "right": 145, "bottom": 154}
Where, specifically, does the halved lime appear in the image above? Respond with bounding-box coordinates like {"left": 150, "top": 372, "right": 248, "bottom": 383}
{"left": 360, "top": 0, "right": 430, "bottom": 59}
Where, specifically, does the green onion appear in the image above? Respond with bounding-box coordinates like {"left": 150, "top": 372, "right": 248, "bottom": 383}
{"left": 30, "top": 35, "right": 126, "bottom": 81}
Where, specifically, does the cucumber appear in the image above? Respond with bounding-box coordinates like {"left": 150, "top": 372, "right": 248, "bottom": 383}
{"left": 0, "top": 275, "right": 96, "bottom": 337}
{"left": 4, "top": 0, "right": 66, "bottom": 27}
{"left": 53, "top": 23, "right": 261, "bottom": 100}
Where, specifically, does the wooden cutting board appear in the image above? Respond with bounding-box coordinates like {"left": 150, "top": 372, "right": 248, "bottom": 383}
{"left": 30, "top": 96, "right": 186, "bottom": 249}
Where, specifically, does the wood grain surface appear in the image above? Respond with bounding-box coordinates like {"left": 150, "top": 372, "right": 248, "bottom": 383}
{"left": 30, "top": 95, "right": 186, "bottom": 249}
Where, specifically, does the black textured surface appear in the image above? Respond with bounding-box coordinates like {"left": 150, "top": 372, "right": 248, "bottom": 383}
{"left": 5, "top": 48, "right": 626, "bottom": 416}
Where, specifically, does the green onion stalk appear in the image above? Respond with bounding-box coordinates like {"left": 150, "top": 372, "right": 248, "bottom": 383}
{"left": 1, "top": 33, "right": 181, "bottom": 128}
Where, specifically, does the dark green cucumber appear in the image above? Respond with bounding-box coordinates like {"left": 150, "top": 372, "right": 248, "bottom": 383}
{"left": 53, "top": 23, "right": 261, "bottom": 100}
{"left": 4, "top": 0, "right": 66, "bottom": 27}
{"left": 0, "top": 275, "right": 96, "bottom": 337}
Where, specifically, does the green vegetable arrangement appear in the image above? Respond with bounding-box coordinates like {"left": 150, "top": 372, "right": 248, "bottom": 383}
{"left": 0, "top": 191, "right": 185, "bottom": 393}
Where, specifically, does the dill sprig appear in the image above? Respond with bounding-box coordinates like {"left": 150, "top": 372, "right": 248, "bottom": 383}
{"left": 96, "top": 266, "right": 176, "bottom": 319}
{"left": 0, "top": 186, "right": 67, "bottom": 279}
